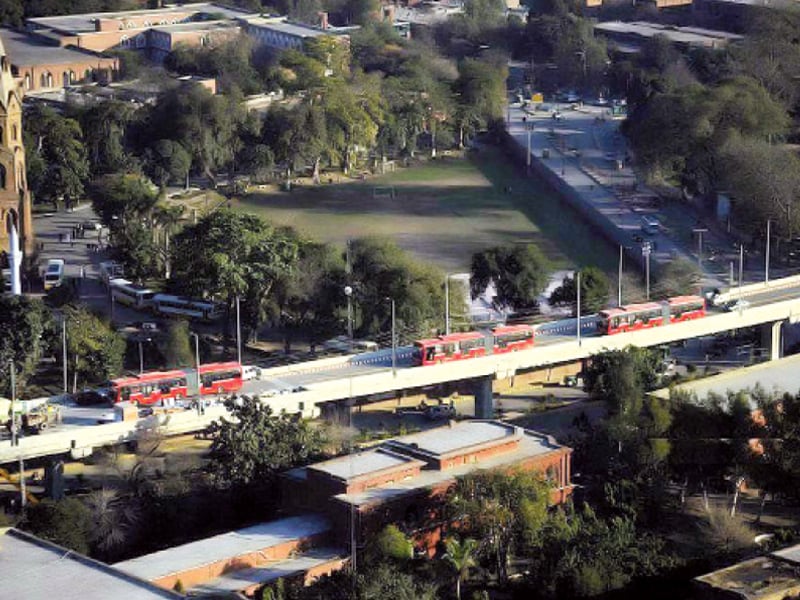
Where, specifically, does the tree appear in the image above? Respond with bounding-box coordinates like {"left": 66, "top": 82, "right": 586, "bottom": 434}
{"left": 170, "top": 209, "right": 300, "bottom": 338}
{"left": 162, "top": 320, "right": 194, "bottom": 368}
{"left": 444, "top": 537, "right": 478, "bottom": 600}
{"left": 454, "top": 57, "right": 508, "bottom": 146}
{"left": 718, "top": 136, "right": 800, "bottom": 240}
{"left": 145, "top": 139, "right": 192, "bottom": 189}
{"left": 89, "top": 173, "right": 160, "bottom": 227}
{"left": 448, "top": 470, "right": 550, "bottom": 582}
{"left": 584, "top": 347, "right": 661, "bottom": 421}
{"left": 471, "top": 244, "right": 550, "bottom": 311}
{"left": 347, "top": 237, "right": 453, "bottom": 340}
{"left": 63, "top": 305, "right": 125, "bottom": 388}
{"left": 549, "top": 266, "right": 609, "bottom": 315}
{"left": 207, "top": 396, "right": 324, "bottom": 487}
{"left": 77, "top": 100, "right": 137, "bottom": 175}
{"left": 369, "top": 525, "right": 414, "bottom": 562}
{"left": 652, "top": 258, "right": 702, "bottom": 299}
{"left": 21, "top": 498, "right": 93, "bottom": 555}
{"left": 0, "top": 296, "right": 52, "bottom": 397}
{"left": 25, "top": 104, "right": 89, "bottom": 208}
{"left": 85, "top": 487, "right": 139, "bottom": 562}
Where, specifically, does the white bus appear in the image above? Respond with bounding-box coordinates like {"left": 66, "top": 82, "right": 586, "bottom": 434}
{"left": 43, "top": 259, "right": 65, "bottom": 291}
{"left": 110, "top": 278, "right": 156, "bottom": 310}
{"left": 152, "top": 294, "right": 222, "bottom": 321}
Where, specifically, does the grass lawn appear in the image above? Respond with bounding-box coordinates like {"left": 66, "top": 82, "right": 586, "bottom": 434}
{"left": 231, "top": 146, "right": 618, "bottom": 273}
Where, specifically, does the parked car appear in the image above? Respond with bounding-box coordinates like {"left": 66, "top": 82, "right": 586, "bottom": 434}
{"left": 73, "top": 389, "right": 110, "bottom": 406}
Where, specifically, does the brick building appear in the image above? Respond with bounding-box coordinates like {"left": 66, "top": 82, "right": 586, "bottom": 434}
{"left": 0, "top": 33, "right": 32, "bottom": 257}
{"left": 282, "top": 420, "right": 574, "bottom": 552}
{"left": 114, "top": 421, "right": 572, "bottom": 596}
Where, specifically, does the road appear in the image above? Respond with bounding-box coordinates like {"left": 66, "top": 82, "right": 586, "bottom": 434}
{"left": 505, "top": 100, "right": 772, "bottom": 289}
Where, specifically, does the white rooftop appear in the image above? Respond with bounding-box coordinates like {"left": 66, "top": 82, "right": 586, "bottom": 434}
{"left": 114, "top": 514, "right": 330, "bottom": 582}
{"left": 595, "top": 21, "right": 743, "bottom": 47}
{"left": 310, "top": 448, "right": 421, "bottom": 481}
{"left": 0, "top": 528, "right": 180, "bottom": 600}
{"left": 190, "top": 547, "right": 345, "bottom": 594}
{"left": 388, "top": 420, "right": 521, "bottom": 457}
{"left": 773, "top": 543, "right": 800, "bottom": 565}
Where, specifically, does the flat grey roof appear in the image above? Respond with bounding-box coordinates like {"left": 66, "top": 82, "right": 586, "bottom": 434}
{"left": 388, "top": 420, "right": 521, "bottom": 458}
{"left": 0, "top": 528, "right": 180, "bottom": 600}
{"left": 114, "top": 514, "right": 330, "bottom": 582}
{"left": 773, "top": 543, "right": 800, "bottom": 565}
{"left": 27, "top": 3, "right": 253, "bottom": 34}
{"left": 309, "top": 448, "right": 422, "bottom": 481}
{"left": 245, "top": 17, "right": 338, "bottom": 38}
{"left": 0, "top": 28, "right": 111, "bottom": 66}
{"left": 149, "top": 21, "right": 241, "bottom": 34}
{"left": 190, "top": 547, "right": 345, "bottom": 594}
{"left": 338, "top": 428, "right": 563, "bottom": 507}
{"left": 595, "top": 21, "right": 743, "bottom": 46}
{"left": 651, "top": 353, "right": 800, "bottom": 402}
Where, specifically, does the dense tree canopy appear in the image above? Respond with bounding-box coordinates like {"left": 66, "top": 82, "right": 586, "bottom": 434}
{"left": 62, "top": 305, "right": 125, "bottom": 387}
{"left": 207, "top": 396, "right": 324, "bottom": 486}
{"left": 471, "top": 244, "right": 550, "bottom": 311}
{"left": 0, "top": 296, "right": 52, "bottom": 397}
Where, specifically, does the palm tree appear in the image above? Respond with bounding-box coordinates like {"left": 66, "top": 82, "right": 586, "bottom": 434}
{"left": 444, "top": 537, "right": 478, "bottom": 600}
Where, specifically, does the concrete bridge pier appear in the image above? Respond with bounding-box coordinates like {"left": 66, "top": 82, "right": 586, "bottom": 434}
{"left": 44, "top": 458, "right": 65, "bottom": 500}
{"left": 473, "top": 376, "right": 494, "bottom": 419}
{"left": 760, "top": 320, "right": 784, "bottom": 361}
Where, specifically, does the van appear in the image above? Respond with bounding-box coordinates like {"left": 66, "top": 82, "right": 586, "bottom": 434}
{"left": 43, "top": 259, "right": 65, "bottom": 290}
{"left": 641, "top": 216, "right": 660, "bottom": 235}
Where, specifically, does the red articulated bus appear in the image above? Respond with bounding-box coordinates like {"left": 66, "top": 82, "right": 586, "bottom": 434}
{"left": 107, "top": 370, "right": 189, "bottom": 405}
{"left": 598, "top": 295, "right": 706, "bottom": 336}
{"left": 105, "top": 362, "right": 244, "bottom": 405}
{"left": 414, "top": 325, "right": 536, "bottom": 366}
{"left": 198, "top": 361, "right": 244, "bottom": 396}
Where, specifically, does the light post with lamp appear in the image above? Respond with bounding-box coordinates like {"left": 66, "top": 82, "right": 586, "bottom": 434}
{"left": 765, "top": 219, "right": 771, "bottom": 284}
{"left": 444, "top": 273, "right": 461, "bottom": 335}
{"left": 344, "top": 285, "right": 353, "bottom": 351}
{"left": 190, "top": 333, "right": 201, "bottom": 414}
{"left": 384, "top": 297, "right": 397, "bottom": 377}
{"left": 642, "top": 241, "right": 652, "bottom": 300}
{"left": 138, "top": 336, "right": 151, "bottom": 374}
{"left": 8, "top": 360, "right": 25, "bottom": 508}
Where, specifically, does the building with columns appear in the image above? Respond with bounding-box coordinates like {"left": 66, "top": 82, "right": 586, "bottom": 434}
{"left": 0, "top": 34, "right": 32, "bottom": 259}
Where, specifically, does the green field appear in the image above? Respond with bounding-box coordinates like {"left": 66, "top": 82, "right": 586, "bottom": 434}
{"left": 232, "top": 147, "right": 618, "bottom": 273}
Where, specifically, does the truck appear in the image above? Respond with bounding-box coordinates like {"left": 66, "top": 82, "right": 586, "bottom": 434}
{"left": 1, "top": 401, "right": 61, "bottom": 435}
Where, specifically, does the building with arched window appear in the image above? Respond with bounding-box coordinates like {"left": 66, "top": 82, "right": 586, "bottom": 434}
{"left": 0, "top": 33, "right": 32, "bottom": 257}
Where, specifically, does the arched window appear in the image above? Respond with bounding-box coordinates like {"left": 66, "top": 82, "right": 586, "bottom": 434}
{"left": 0, "top": 164, "right": 8, "bottom": 190}
{"left": 23, "top": 74, "right": 30, "bottom": 90}
{"left": 63, "top": 72, "right": 70, "bottom": 87}
{"left": 120, "top": 35, "right": 130, "bottom": 48}
{"left": 84, "top": 69, "right": 92, "bottom": 81}
{"left": 46, "top": 72, "right": 53, "bottom": 87}
{"left": 40, "top": 73, "right": 46, "bottom": 88}
{"left": 12, "top": 125, "right": 17, "bottom": 141}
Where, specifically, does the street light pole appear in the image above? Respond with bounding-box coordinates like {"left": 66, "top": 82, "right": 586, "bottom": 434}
{"left": 9, "top": 360, "right": 24, "bottom": 508}
{"left": 576, "top": 271, "right": 582, "bottom": 346}
{"left": 190, "top": 333, "right": 201, "bottom": 411}
{"left": 236, "top": 296, "right": 242, "bottom": 365}
{"left": 618, "top": 245, "right": 623, "bottom": 307}
{"left": 138, "top": 340, "right": 145, "bottom": 375}
{"left": 526, "top": 128, "right": 532, "bottom": 168}
{"left": 445, "top": 276, "right": 450, "bottom": 336}
{"left": 765, "top": 219, "right": 771, "bottom": 284}
{"left": 344, "top": 286, "right": 353, "bottom": 351}
{"left": 739, "top": 244, "right": 744, "bottom": 301}
{"left": 390, "top": 298, "right": 397, "bottom": 377}
{"left": 61, "top": 315, "right": 67, "bottom": 395}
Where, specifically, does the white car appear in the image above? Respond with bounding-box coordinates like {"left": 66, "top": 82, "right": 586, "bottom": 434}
{"left": 725, "top": 299, "right": 751, "bottom": 312}
{"left": 242, "top": 365, "right": 262, "bottom": 381}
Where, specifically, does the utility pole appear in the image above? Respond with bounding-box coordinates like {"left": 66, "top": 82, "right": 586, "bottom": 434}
{"left": 739, "top": 244, "right": 744, "bottom": 301}
{"left": 765, "top": 219, "right": 771, "bottom": 284}
{"left": 191, "top": 333, "right": 201, "bottom": 414}
{"left": 618, "top": 245, "right": 623, "bottom": 307}
{"left": 9, "top": 360, "right": 25, "bottom": 508}
{"left": 61, "top": 316, "right": 67, "bottom": 395}
{"left": 576, "top": 271, "right": 582, "bottom": 346}
{"left": 236, "top": 296, "right": 242, "bottom": 365}
{"left": 390, "top": 298, "right": 397, "bottom": 377}
{"left": 444, "top": 275, "right": 450, "bottom": 336}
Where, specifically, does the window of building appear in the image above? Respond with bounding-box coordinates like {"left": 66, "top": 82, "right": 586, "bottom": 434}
{"left": 12, "top": 125, "right": 17, "bottom": 141}
{"left": 120, "top": 35, "right": 130, "bottom": 48}
{"left": 23, "top": 74, "right": 30, "bottom": 90}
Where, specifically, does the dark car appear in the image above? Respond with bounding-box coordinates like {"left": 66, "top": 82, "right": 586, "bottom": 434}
{"left": 72, "top": 389, "right": 110, "bottom": 406}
